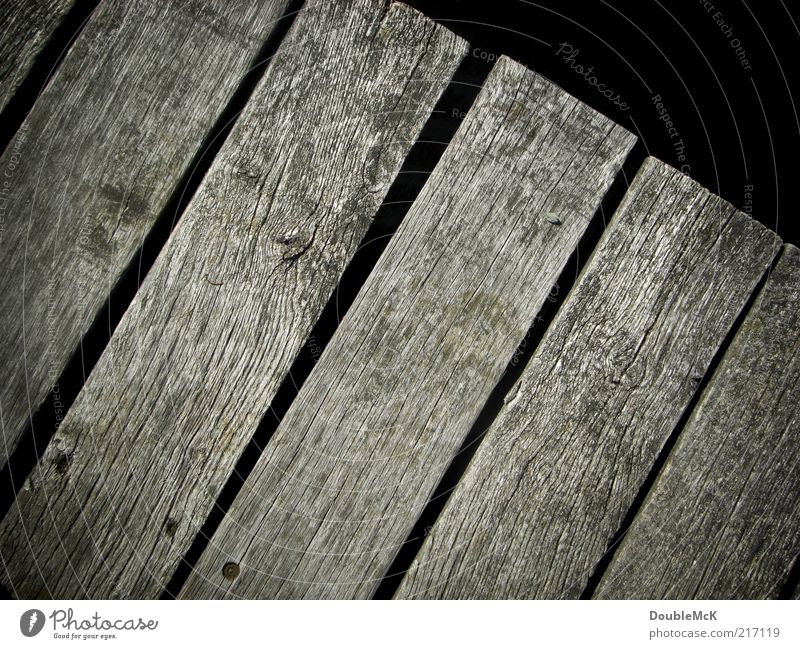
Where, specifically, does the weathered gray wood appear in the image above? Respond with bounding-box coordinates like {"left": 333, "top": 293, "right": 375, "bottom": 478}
{"left": 0, "top": 0, "right": 468, "bottom": 599}
{"left": 180, "top": 55, "right": 636, "bottom": 600}
{"left": 0, "top": 0, "right": 76, "bottom": 114}
{"left": 595, "top": 245, "right": 800, "bottom": 599}
{"left": 394, "top": 157, "right": 782, "bottom": 599}
{"left": 0, "top": 0, "right": 295, "bottom": 466}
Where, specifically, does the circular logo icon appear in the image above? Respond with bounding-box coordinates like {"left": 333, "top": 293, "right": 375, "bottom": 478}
{"left": 20, "top": 609, "right": 45, "bottom": 637}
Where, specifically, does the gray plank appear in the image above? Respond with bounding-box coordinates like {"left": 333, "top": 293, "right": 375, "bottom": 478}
{"left": 394, "top": 157, "right": 782, "bottom": 599}
{"left": 0, "top": 0, "right": 295, "bottom": 466}
{"left": 0, "top": 0, "right": 76, "bottom": 114}
{"left": 0, "top": 0, "right": 467, "bottom": 599}
{"left": 180, "top": 55, "right": 636, "bottom": 600}
{"left": 595, "top": 245, "right": 800, "bottom": 599}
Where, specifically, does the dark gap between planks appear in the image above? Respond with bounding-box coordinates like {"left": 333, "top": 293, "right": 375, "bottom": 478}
{"left": 0, "top": 0, "right": 102, "bottom": 158}
{"left": 0, "top": 0, "right": 306, "bottom": 524}
{"left": 373, "top": 142, "right": 648, "bottom": 599}
{"left": 581, "top": 243, "right": 787, "bottom": 600}
{"left": 160, "top": 52, "right": 495, "bottom": 599}
{"left": 778, "top": 552, "right": 800, "bottom": 599}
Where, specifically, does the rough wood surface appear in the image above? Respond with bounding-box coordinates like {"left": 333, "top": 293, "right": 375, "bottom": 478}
{"left": 394, "top": 157, "right": 782, "bottom": 599}
{"left": 180, "top": 55, "right": 636, "bottom": 600}
{"left": 0, "top": 0, "right": 76, "bottom": 114}
{"left": 0, "top": 0, "right": 468, "bottom": 599}
{"left": 595, "top": 245, "right": 800, "bottom": 599}
{"left": 0, "top": 0, "right": 295, "bottom": 467}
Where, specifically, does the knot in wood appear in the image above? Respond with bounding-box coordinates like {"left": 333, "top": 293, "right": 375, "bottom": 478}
{"left": 362, "top": 142, "right": 402, "bottom": 194}
{"left": 275, "top": 227, "right": 315, "bottom": 260}
{"left": 604, "top": 336, "right": 646, "bottom": 388}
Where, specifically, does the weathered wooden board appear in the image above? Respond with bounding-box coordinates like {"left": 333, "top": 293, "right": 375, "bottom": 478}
{"left": 595, "top": 245, "right": 800, "bottom": 599}
{"left": 0, "top": 0, "right": 468, "bottom": 599}
{"left": 0, "top": 0, "right": 76, "bottom": 114}
{"left": 180, "top": 56, "right": 636, "bottom": 600}
{"left": 0, "top": 0, "right": 296, "bottom": 467}
{"left": 394, "top": 157, "right": 782, "bottom": 599}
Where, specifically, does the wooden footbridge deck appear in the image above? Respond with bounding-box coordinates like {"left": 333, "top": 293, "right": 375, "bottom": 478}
{"left": 0, "top": 0, "right": 798, "bottom": 600}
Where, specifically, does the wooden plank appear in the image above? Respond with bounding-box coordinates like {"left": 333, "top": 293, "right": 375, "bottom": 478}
{"left": 0, "top": 0, "right": 76, "bottom": 114}
{"left": 595, "top": 245, "right": 800, "bottom": 599}
{"left": 0, "top": 0, "right": 468, "bottom": 599}
{"left": 0, "top": 0, "right": 296, "bottom": 466}
{"left": 180, "top": 56, "right": 637, "bottom": 600}
{"left": 394, "top": 157, "right": 782, "bottom": 599}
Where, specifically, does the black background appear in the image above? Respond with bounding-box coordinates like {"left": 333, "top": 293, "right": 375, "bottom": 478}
{"left": 410, "top": 0, "right": 800, "bottom": 246}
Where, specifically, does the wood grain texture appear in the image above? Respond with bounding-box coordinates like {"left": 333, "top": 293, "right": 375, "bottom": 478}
{"left": 0, "top": 0, "right": 468, "bottom": 599}
{"left": 180, "top": 55, "right": 636, "bottom": 600}
{"left": 394, "top": 157, "right": 782, "bottom": 600}
{"left": 0, "top": 0, "right": 295, "bottom": 467}
{"left": 595, "top": 245, "right": 800, "bottom": 599}
{"left": 0, "top": 0, "right": 77, "bottom": 114}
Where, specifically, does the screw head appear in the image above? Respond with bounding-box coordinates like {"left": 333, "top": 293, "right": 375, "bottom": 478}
{"left": 222, "top": 562, "right": 240, "bottom": 580}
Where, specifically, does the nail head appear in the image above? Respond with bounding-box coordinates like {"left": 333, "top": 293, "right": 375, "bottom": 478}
{"left": 222, "top": 562, "right": 240, "bottom": 580}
